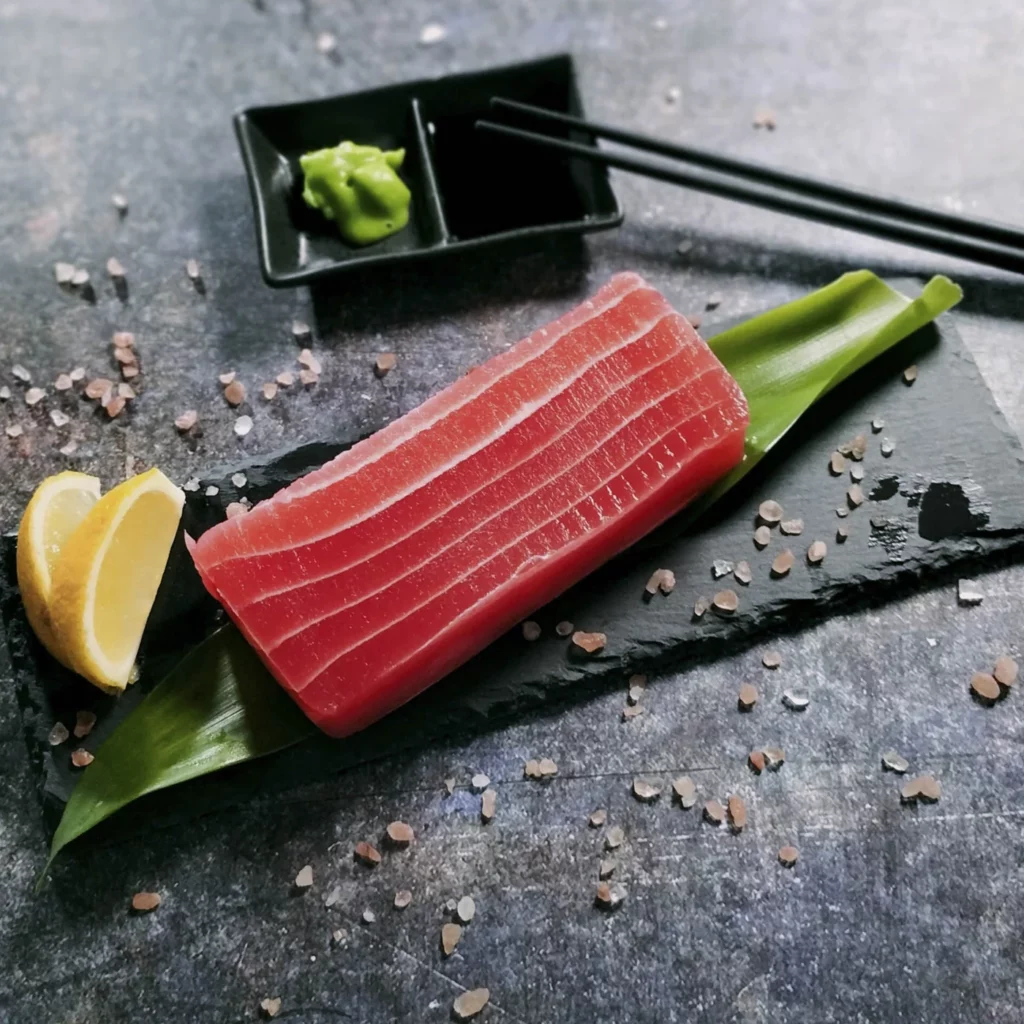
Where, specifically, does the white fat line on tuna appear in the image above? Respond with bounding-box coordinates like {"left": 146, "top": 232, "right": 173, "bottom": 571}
{"left": 260, "top": 366, "right": 718, "bottom": 651}
{"left": 207, "top": 282, "right": 655, "bottom": 567}
{"left": 238, "top": 338, "right": 708, "bottom": 610}
{"left": 286, "top": 389, "right": 729, "bottom": 687}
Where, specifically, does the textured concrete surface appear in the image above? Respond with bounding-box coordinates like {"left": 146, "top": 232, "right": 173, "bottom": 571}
{"left": 2, "top": 1, "right": 1024, "bottom": 1022}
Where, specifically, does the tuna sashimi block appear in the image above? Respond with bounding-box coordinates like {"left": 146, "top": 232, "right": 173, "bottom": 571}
{"left": 190, "top": 273, "right": 749, "bottom": 737}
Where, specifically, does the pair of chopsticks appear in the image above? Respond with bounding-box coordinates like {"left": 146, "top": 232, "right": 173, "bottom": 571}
{"left": 476, "top": 98, "right": 1024, "bottom": 275}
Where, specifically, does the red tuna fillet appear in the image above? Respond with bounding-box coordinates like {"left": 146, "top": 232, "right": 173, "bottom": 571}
{"left": 191, "top": 273, "right": 749, "bottom": 736}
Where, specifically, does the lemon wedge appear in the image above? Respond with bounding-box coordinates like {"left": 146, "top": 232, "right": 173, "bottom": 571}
{"left": 49, "top": 468, "right": 184, "bottom": 692}
{"left": 17, "top": 471, "right": 102, "bottom": 666}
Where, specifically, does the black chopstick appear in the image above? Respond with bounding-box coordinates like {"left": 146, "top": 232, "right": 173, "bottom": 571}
{"left": 477, "top": 100, "right": 1024, "bottom": 274}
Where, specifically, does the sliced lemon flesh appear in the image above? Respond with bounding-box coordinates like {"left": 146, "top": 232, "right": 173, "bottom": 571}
{"left": 49, "top": 468, "right": 184, "bottom": 692}
{"left": 17, "top": 471, "right": 102, "bottom": 666}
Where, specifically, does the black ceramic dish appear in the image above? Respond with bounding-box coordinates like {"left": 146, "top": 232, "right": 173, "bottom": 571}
{"left": 234, "top": 54, "right": 623, "bottom": 287}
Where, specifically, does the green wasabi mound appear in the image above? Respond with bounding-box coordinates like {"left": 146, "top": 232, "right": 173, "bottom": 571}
{"left": 299, "top": 141, "right": 411, "bottom": 246}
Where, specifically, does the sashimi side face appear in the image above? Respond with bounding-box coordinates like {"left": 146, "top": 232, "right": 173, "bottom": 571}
{"left": 191, "top": 273, "right": 749, "bottom": 737}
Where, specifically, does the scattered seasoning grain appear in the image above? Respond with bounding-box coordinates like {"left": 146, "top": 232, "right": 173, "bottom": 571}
{"left": 6, "top": 424, "right": 24, "bottom": 438}
{"left": 782, "top": 690, "right": 810, "bottom": 711}
{"left": 12, "top": 364, "right": 31, "bottom": 383}
{"left": 538, "top": 757, "right": 558, "bottom": 777}
{"left": 752, "top": 107, "right": 777, "bottom": 129}
{"left": 880, "top": 439, "right": 895, "bottom": 457}
{"left": 205, "top": 485, "right": 219, "bottom": 497}
{"left": 703, "top": 799, "right": 725, "bottom": 825}
{"left": 994, "top": 656, "right": 1018, "bottom": 687}
{"left": 276, "top": 370, "right": 294, "bottom": 387}
{"left": 903, "top": 365, "right": 918, "bottom": 385}
{"left": 225, "top": 502, "right": 248, "bottom": 520}
{"left": 231, "top": 472, "right": 247, "bottom": 488}
{"left": 25, "top": 387, "right": 45, "bottom": 406}
{"left": 727, "top": 794, "right": 747, "bottom": 830}
{"left": 738, "top": 683, "right": 758, "bottom": 711}
{"left": 753, "top": 525, "right": 771, "bottom": 548}
{"left": 770, "top": 550, "right": 794, "bottom": 577}
{"left": 836, "top": 526, "right": 849, "bottom": 542}
{"left": 112, "top": 193, "right": 128, "bottom": 214}
{"left": 394, "top": 889, "right": 413, "bottom": 909}
{"left": 470, "top": 773, "right": 490, "bottom": 792}
{"left": 118, "top": 383, "right": 136, "bottom": 400}
{"left": 778, "top": 845, "right": 799, "bottom": 867}
{"left": 605, "top": 826, "right": 624, "bottom": 850}
{"left": 324, "top": 886, "right": 342, "bottom": 907}
{"left": 781, "top": 519, "right": 805, "bottom": 538}
{"left": 621, "top": 704, "right": 644, "bottom": 720}
{"left": 758, "top": 499, "right": 783, "bottom": 525}
{"left": 374, "top": 353, "right": 397, "bottom": 377}
{"left": 456, "top": 895, "right": 476, "bottom": 924}
{"left": 174, "top": 410, "right": 197, "bottom": 432}
{"left": 627, "top": 682, "right": 645, "bottom": 705}
{"left": 299, "top": 368, "right": 319, "bottom": 386}
{"left": 693, "top": 596, "right": 710, "bottom": 618}
{"left": 522, "top": 620, "right": 541, "bottom": 641}
{"left": 599, "top": 858, "right": 616, "bottom": 880}
{"left": 260, "top": 997, "right": 282, "bottom": 1018}
{"left": 419, "top": 22, "right": 447, "bottom": 45}
{"left": 481, "top": 788, "right": 497, "bottom": 822}
{"left": 48, "top": 721, "right": 69, "bottom": 745}
{"left": 645, "top": 567, "right": 676, "bottom": 594}
{"left": 49, "top": 409, "right": 70, "bottom": 427}
{"left": 73, "top": 710, "right": 97, "bottom": 738}
{"left": 386, "top": 821, "right": 415, "bottom": 846}
{"left": 354, "top": 841, "right": 381, "bottom": 866}
{"left": 218, "top": 371, "right": 236, "bottom": 385}
{"left": 104, "top": 395, "right": 126, "bottom": 418}
{"left": 62, "top": 441, "right": 81, "bottom": 454}
{"left": 452, "top": 989, "right": 490, "bottom": 1021}
{"left": 294, "top": 865, "right": 313, "bottom": 888}
{"left": 106, "top": 257, "right": 125, "bottom": 279}
{"left": 223, "top": 380, "right": 246, "bottom": 405}
{"left": 262, "top": 382, "right": 278, "bottom": 400}
{"left": 71, "top": 748, "right": 94, "bottom": 768}
{"left": 121, "top": 363, "right": 139, "bottom": 380}
{"left": 881, "top": 750, "right": 909, "bottom": 774}
{"left": 572, "top": 630, "right": 606, "bottom": 653}
{"left": 71, "top": 268, "right": 90, "bottom": 287}
{"left": 54, "top": 373, "right": 73, "bottom": 391}
{"left": 362, "top": 908, "right": 376, "bottom": 925}
{"left": 850, "top": 466, "right": 864, "bottom": 484}
{"left": 849, "top": 434, "right": 867, "bottom": 461}
{"left": 829, "top": 451, "right": 846, "bottom": 476}
{"left": 712, "top": 558, "right": 734, "bottom": 578}
{"left": 315, "top": 30, "right": 337, "bottom": 54}
{"left": 291, "top": 320, "right": 311, "bottom": 341}
{"left": 555, "top": 620, "right": 574, "bottom": 636}
{"left": 676, "top": 239, "right": 693, "bottom": 255}
{"left": 632, "top": 778, "right": 661, "bottom": 803}
{"left": 234, "top": 415, "right": 253, "bottom": 437}
{"left": 0, "top": 386, "right": 9, "bottom": 400}
{"left": 871, "top": 418, "right": 885, "bottom": 433}
{"left": 131, "top": 891, "right": 161, "bottom": 912}
{"left": 523, "top": 759, "right": 541, "bottom": 779}
{"left": 55, "top": 261, "right": 75, "bottom": 284}
{"left": 331, "top": 929, "right": 346, "bottom": 946}
{"left": 957, "top": 579, "right": 983, "bottom": 606}
{"left": 595, "top": 882, "right": 625, "bottom": 911}
{"left": 763, "top": 747, "right": 785, "bottom": 770}
{"left": 970, "top": 671, "right": 1000, "bottom": 704}
{"left": 185, "top": 258, "right": 201, "bottom": 281}
{"left": 298, "top": 349, "right": 322, "bottom": 373}
{"left": 917, "top": 775, "right": 941, "bottom": 802}
{"left": 113, "top": 347, "right": 136, "bottom": 367}
{"left": 672, "top": 776, "right": 697, "bottom": 808}
{"left": 807, "top": 540, "right": 827, "bottom": 564}
{"left": 734, "top": 561, "right": 752, "bottom": 585}
{"left": 847, "top": 484, "right": 864, "bottom": 508}
{"left": 748, "top": 750, "right": 765, "bottom": 773}
{"left": 836, "top": 506, "right": 849, "bottom": 518}
{"left": 444, "top": 777, "right": 456, "bottom": 795}
{"left": 713, "top": 589, "right": 738, "bottom": 614}
{"left": 441, "top": 922, "right": 462, "bottom": 956}
{"left": 588, "top": 808, "right": 607, "bottom": 828}
{"left": 762, "top": 650, "right": 781, "bottom": 669}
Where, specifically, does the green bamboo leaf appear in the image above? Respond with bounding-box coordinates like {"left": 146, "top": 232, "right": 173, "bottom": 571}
{"left": 45, "top": 270, "right": 961, "bottom": 871}
{"left": 42, "top": 625, "right": 314, "bottom": 880}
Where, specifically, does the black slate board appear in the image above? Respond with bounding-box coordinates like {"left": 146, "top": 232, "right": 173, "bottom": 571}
{"left": 4, "top": 310, "right": 1024, "bottom": 846}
